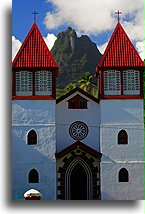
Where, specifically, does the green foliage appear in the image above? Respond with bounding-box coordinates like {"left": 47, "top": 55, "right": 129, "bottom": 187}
{"left": 78, "top": 72, "right": 98, "bottom": 97}
{"left": 56, "top": 72, "right": 98, "bottom": 99}
{"left": 56, "top": 83, "right": 77, "bottom": 99}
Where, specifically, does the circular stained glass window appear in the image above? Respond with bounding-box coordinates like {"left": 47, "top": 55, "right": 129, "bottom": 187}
{"left": 69, "top": 121, "right": 88, "bottom": 140}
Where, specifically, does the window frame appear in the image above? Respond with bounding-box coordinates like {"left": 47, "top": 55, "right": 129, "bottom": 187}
{"left": 104, "top": 70, "right": 121, "bottom": 95}
{"left": 118, "top": 130, "right": 128, "bottom": 145}
{"left": 103, "top": 69, "right": 141, "bottom": 96}
{"left": 118, "top": 168, "right": 129, "bottom": 182}
{"left": 123, "top": 70, "right": 140, "bottom": 95}
{"left": 16, "top": 71, "right": 33, "bottom": 96}
{"left": 15, "top": 70, "right": 53, "bottom": 96}
{"left": 27, "top": 129, "right": 38, "bottom": 145}
{"left": 68, "top": 95, "right": 88, "bottom": 109}
{"left": 28, "top": 169, "right": 39, "bottom": 183}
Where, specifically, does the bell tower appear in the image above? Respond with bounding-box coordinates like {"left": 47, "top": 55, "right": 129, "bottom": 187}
{"left": 97, "top": 22, "right": 143, "bottom": 100}
{"left": 97, "top": 17, "right": 144, "bottom": 200}
{"left": 12, "top": 17, "right": 58, "bottom": 200}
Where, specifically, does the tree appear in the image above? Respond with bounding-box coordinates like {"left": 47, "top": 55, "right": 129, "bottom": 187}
{"left": 78, "top": 72, "right": 98, "bottom": 97}
{"left": 64, "top": 83, "right": 77, "bottom": 93}
{"left": 56, "top": 83, "right": 76, "bottom": 99}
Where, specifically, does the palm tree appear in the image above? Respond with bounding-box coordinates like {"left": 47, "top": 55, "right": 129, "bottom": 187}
{"left": 78, "top": 72, "right": 98, "bottom": 97}
{"left": 64, "top": 83, "right": 77, "bottom": 93}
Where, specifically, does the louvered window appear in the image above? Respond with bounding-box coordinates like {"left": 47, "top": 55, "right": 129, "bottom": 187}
{"left": 16, "top": 71, "right": 32, "bottom": 96}
{"left": 104, "top": 70, "right": 121, "bottom": 95}
{"left": 123, "top": 70, "right": 140, "bottom": 95}
{"left": 35, "top": 71, "right": 52, "bottom": 95}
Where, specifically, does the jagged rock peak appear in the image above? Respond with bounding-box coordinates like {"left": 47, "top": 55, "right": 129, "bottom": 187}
{"left": 57, "top": 27, "right": 77, "bottom": 39}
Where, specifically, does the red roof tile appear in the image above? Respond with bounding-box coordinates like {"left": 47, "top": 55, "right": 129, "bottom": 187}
{"left": 12, "top": 23, "right": 58, "bottom": 71}
{"left": 98, "top": 22, "right": 143, "bottom": 68}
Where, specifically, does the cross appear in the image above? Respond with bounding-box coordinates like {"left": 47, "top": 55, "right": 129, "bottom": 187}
{"left": 32, "top": 11, "right": 39, "bottom": 23}
{"left": 115, "top": 10, "right": 122, "bottom": 22}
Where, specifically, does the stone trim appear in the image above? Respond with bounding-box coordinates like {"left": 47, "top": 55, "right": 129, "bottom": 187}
{"left": 57, "top": 149, "right": 101, "bottom": 200}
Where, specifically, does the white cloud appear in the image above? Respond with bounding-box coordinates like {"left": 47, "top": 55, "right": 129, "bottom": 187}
{"left": 98, "top": 41, "right": 108, "bottom": 55}
{"left": 43, "top": 33, "right": 57, "bottom": 50}
{"left": 44, "top": 0, "right": 143, "bottom": 59}
{"left": 44, "top": 0, "right": 143, "bottom": 34}
{"left": 135, "top": 41, "right": 144, "bottom": 60}
{"left": 12, "top": 36, "right": 22, "bottom": 61}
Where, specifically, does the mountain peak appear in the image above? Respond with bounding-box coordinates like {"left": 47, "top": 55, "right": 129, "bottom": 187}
{"left": 51, "top": 27, "right": 102, "bottom": 88}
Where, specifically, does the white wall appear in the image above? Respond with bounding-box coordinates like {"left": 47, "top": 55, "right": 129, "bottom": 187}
{"left": 101, "top": 163, "right": 144, "bottom": 200}
{"left": 56, "top": 92, "right": 100, "bottom": 152}
{"left": 100, "top": 99, "right": 144, "bottom": 200}
{"left": 12, "top": 100, "right": 56, "bottom": 200}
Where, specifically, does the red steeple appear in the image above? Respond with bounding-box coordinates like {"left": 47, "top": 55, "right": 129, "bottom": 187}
{"left": 97, "top": 22, "right": 143, "bottom": 68}
{"left": 12, "top": 21, "right": 58, "bottom": 100}
{"left": 12, "top": 22, "right": 58, "bottom": 73}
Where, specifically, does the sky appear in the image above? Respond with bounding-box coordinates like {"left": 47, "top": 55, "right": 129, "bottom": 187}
{"left": 12, "top": 0, "right": 144, "bottom": 60}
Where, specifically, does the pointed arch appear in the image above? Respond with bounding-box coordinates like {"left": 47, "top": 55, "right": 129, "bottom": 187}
{"left": 118, "top": 130, "right": 128, "bottom": 144}
{"left": 27, "top": 129, "right": 37, "bottom": 145}
{"left": 118, "top": 168, "right": 129, "bottom": 182}
{"left": 65, "top": 157, "right": 92, "bottom": 200}
{"left": 28, "top": 169, "right": 39, "bottom": 183}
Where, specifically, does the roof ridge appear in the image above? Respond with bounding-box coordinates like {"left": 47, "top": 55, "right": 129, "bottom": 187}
{"left": 56, "top": 87, "right": 100, "bottom": 104}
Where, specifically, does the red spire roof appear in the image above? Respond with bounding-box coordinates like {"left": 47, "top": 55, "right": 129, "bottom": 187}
{"left": 12, "top": 22, "right": 58, "bottom": 71}
{"left": 98, "top": 22, "right": 143, "bottom": 68}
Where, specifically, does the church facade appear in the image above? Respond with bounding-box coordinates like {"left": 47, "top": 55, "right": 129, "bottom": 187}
{"left": 12, "top": 19, "right": 144, "bottom": 200}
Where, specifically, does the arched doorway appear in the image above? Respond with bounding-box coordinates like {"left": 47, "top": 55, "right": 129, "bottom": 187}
{"left": 56, "top": 142, "right": 102, "bottom": 200}
{"left": 70, "top": 163, "right": 87, "bottom": 200}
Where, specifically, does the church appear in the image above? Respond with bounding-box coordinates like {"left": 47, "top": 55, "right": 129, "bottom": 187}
{"left": 12, "top": 13, "right": 144, "bottom": 200}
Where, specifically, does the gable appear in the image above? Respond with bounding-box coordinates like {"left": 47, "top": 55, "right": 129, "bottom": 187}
{"left": 98, "top": 22, "right": 143, "bottom": 68}
{"left": 56, "top": 87, "right": 99, "bottom": 104}
{"left": 12, "top": 23, "right": 59, "bottom": 73}
{"left": 55, "top": 141, "right": 102, "bottom": 159}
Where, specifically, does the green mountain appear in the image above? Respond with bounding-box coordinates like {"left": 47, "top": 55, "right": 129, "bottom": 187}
{"left": 51, "top": 27, "right": 102, "bottom": 89}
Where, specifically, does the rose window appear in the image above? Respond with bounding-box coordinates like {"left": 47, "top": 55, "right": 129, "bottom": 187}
{"left": 69, "top": 121, "right": 88, "bottom": 140}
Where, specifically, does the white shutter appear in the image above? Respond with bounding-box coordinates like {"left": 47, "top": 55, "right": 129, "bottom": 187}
{"left": 123, "top": 70, "right": 140, "bottom": 95}
{"left": 35, "top": 71, "right": 52, "bottom": 95}
{"left": 104, "top": 70, "right": 121, "bottom": 95}
{"left": 16, "top": 71, "right": 32, "bottom": 96}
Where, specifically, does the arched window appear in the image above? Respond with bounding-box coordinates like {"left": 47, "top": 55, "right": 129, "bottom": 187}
{"left": 28, "top": 169, "right": 39, "bottom": 183}
{"left": 118, "top": 168, "right": 129, "bottom": 182}
{"left": 27, "top": 129, "right": 37, "bottom": 145}
{"left": 118, "top": 130, "right": 128, "bottom": 144}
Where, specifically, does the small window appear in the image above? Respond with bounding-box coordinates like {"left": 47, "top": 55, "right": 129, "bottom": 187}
{"left": 118, "top": 168, "right": 129, "bottom": 182}
{"left": 104, "top": 70, "right": 121, "bottom": 95}
{"left": 35, "top": 70, "right": 52, "bottom": 96}
{"left": 123, "top": 70, "right": 140, "bottom": 95}
{"left": 16, "top": 71, "right": 32, "bottom": 96}
{"left": 27, "top": 130, "right": 37, "bottom": 145}
{"left": 118, "top": 130, "right": 128, "bottom": 144}
{"left": 68, "top": 95, "right": 88, "bottom": 109}
{"left": 28, "top": 169, "right": 39, "bottom": 183}
{"left": 80, "top": 98, "right": 87, "bottom": 108}
{"left": 69, "top": 99, "right": 77, "bottom": 109}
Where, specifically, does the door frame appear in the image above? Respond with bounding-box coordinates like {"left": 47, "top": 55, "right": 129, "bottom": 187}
{"left": 65, "top": 157, "right": 92, "bottom": 200}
